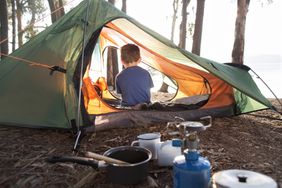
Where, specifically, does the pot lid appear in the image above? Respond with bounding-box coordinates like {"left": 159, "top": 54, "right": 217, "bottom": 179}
{"left": 137, "top": 133, "right": 161, "bottom": 140}
{"left": 212, "top": 169, "right": 277, "bottom": 188}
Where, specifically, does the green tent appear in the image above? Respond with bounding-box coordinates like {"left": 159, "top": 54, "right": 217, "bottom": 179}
{"left": 0, "top": 0, "right": 276, "bottom": 130}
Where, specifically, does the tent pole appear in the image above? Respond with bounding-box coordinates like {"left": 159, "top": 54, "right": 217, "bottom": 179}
{"left": 73, "top": 0, "right": 91, "bottom": 151}
{"left": 250, "top": 68, "right": 282, "bottom": 110}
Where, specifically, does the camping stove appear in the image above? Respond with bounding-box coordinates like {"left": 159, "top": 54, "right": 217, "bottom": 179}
{"left": 170, "top": 116, "right": 212, "bottom": 188}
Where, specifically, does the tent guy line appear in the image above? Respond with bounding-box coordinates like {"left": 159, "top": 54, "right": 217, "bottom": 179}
{"left": 0, "top": 53, "right": 66, "bottom": 75}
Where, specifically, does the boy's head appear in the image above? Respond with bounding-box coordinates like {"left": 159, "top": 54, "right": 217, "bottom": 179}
{"left": 121, "top": 44, "right": 141, "bottom": 64}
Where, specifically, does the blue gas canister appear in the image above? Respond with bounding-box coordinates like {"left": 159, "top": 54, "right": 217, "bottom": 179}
{"left": 173, "top": 149, "right": 211, "bottom": 188}
{"left": 171, "top": 116, "right": 212, "bottom": 188}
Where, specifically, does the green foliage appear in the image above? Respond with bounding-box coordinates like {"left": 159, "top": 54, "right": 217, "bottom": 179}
{"left": 26, "top": 0, "right": 46, "bottom": 15}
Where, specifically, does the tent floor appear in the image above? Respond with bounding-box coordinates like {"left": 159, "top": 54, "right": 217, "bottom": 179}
{"left": 91, "top": 105, "right": 234, "bottom": 132}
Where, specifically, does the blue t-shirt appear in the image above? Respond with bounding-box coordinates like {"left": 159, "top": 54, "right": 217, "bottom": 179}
{"left": 116, "top": 66, "right": 154, "bottom": 106}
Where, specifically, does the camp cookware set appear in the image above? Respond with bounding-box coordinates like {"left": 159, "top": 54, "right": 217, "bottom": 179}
{"left": 47, "top": 146, "right": 151, "bottom": 185}
{"left": 48, "top": 116, "right": 278, "bottom": 187}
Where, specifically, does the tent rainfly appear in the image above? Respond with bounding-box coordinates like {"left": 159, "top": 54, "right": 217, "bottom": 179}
{"left": 0, "top": 0, "right": 277, "bottom": 131}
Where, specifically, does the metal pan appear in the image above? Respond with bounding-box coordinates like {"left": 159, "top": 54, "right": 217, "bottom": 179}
{"left": 47, "top": 146, "right": 152, "bottom": 185}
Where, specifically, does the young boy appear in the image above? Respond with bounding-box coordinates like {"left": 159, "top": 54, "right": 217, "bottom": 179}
{"left": 115, "top": 44, "right": 154, "bottom": 107}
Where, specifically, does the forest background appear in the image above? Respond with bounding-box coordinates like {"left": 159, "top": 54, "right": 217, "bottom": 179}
{"left": 0, "top": 0, "right": 281, "bottom": 97}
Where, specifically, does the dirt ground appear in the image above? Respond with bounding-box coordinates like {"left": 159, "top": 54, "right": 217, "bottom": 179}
{"left": 0, "top": 99, "right": 281, "bottom": 188}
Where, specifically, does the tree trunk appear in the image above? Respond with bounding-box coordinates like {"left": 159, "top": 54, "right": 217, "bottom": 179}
{"left": 108, "top": 0, "right": 115, "bottom": 5}
{"left": 16, "top": 0, "right": 23, "bottom": 47}
{"left": 0, "top": 0, "right": 9, "bottom": 58}
{"left": 232, "top": 0, "right": 250, "bottom": 64}
{"left": 48, "top": 0, "right": 56, "bottom": 23}
{"left": 192, "top": 0, "right": 205, "bottom": 55}
{"left": 178, "top": 0, "right": 191, "bottom": 49}
{"left": 107, "top": 47, "right": 119, "bottom": 89}
{"left": 121, "top": 0, "right": 127, "bottom": 13}
{"left": 11, "top": 0, "right": 16, "bottom": 51}
{"left": 171, "top": 0, "right": 179, "bottom": 42}
{"left": 58, "top": 0, "right": 65, "bottom": 18}
{"left": 30, "top": 11, "right": 36, "bottom": 38}
{"left": 158, "top": 82, "right": 169, "bottom": 93}
{"left": 158, "top": 0, "right": 180, "bottom": 93}
{"left": 48, "top": 0, "right": 64, "bottom": 23}
{"left": 27, "top": 0, "right": 36, "bottom": 38}
{"left": 48, "top": 0, "right": 57, "bottom": 23}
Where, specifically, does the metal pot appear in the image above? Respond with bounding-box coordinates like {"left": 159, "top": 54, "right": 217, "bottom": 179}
{"left": 47, "top": 146, "right": 152, "bottom": 185}
{"left": 103, "top": 146, "right": 151, "bottom": 184}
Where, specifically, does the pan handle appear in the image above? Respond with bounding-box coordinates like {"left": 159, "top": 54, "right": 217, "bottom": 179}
{"left": 84, "top": 151, "right": 130, "bottom": 165}
{"left": 46, "top": 156, "right": 99, "bottom": 169}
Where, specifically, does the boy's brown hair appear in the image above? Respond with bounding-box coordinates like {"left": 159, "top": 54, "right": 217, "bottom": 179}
{"left": 121, "top": 44, "right": 140, "bottom": 64}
